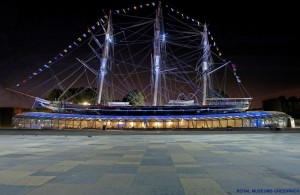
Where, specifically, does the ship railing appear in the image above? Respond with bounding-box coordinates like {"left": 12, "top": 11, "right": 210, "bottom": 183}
{"left": 35, "top": 97, "right": 51, "bottom": 105}
{"left": 206, "top": 98, "right": 252, "bottom": 107}
{"left": 167, "top": 99, "right": 195, "bottom": 106}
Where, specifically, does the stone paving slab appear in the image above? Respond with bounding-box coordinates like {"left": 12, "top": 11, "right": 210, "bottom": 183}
{"left": 0, "top": 133, "right": 300, "bottom": 194}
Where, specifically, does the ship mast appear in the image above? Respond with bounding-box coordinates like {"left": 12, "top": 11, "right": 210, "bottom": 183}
{"left": 97, "top": 11, "right": 112, "bottom": 105}
{"left": 201, "top": 24, "right": 211, "bottom": 105}
{"left": 152, "top": 2, "right": 163, "bottom": 106}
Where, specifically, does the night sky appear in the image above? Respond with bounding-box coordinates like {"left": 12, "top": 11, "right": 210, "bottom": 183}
{"left": 1, "top": 0, "right": 299, "bottom": 108}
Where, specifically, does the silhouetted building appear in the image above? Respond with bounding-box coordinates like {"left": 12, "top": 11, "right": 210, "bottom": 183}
{"left": 263, "top": 99, "right": 282, "bottom": 111}
{"left": 0, "top": 107, "right": 26, "bottom": 128}
{"left": 263, "top": 97, "right": 300, "bottom": 118}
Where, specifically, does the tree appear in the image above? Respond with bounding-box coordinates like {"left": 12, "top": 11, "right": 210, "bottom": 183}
{"left": 123, "top": 90, "right": 145, "bottom": 106}
{"left": 69, "top": 87, "right": 97, "bottom": 104}
{"left": 288, "top": 96, "right": 298, "bottom": 116}
{"left": 46, "top": 89, "right": 63, "bottom": 101}
{"left": 46, "top": 87, "right": 96, "bottom": 103}
{"left": 80, "top": 88, "right": 97, "bottom": 104}
{"left": 278, "top": 96, "right": 288, "bottom": 113}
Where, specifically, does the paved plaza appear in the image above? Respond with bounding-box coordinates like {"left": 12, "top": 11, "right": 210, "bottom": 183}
{"left": 0, "top": 131, "right": 300, "bottom": 194}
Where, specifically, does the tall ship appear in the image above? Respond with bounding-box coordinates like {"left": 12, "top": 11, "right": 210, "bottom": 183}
{"left": 11, "top": 2, "right": 252, "bottom": 116}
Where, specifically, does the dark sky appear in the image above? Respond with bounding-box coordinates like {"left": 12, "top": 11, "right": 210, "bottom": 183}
{"left": 1, "top": 0, "right": 299, "bottom": 108}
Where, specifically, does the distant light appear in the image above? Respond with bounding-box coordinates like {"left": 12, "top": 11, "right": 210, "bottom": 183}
{"left": 80, "top": 102, "right": 91, "bottom": 106}
{"left": 162, "top": 34, "right": 166, "bottom": 41}
{"left": 106, "top": 34, "right": 112, "bottom": 43}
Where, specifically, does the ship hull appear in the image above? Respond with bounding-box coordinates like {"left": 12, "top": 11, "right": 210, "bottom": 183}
{"left": 68, "top": 105, "right": 247, "bottom": 116}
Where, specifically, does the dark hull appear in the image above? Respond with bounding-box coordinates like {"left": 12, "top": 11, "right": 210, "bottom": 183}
{"left": 69, "top": 105, "right": 247, "bottom": 116}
